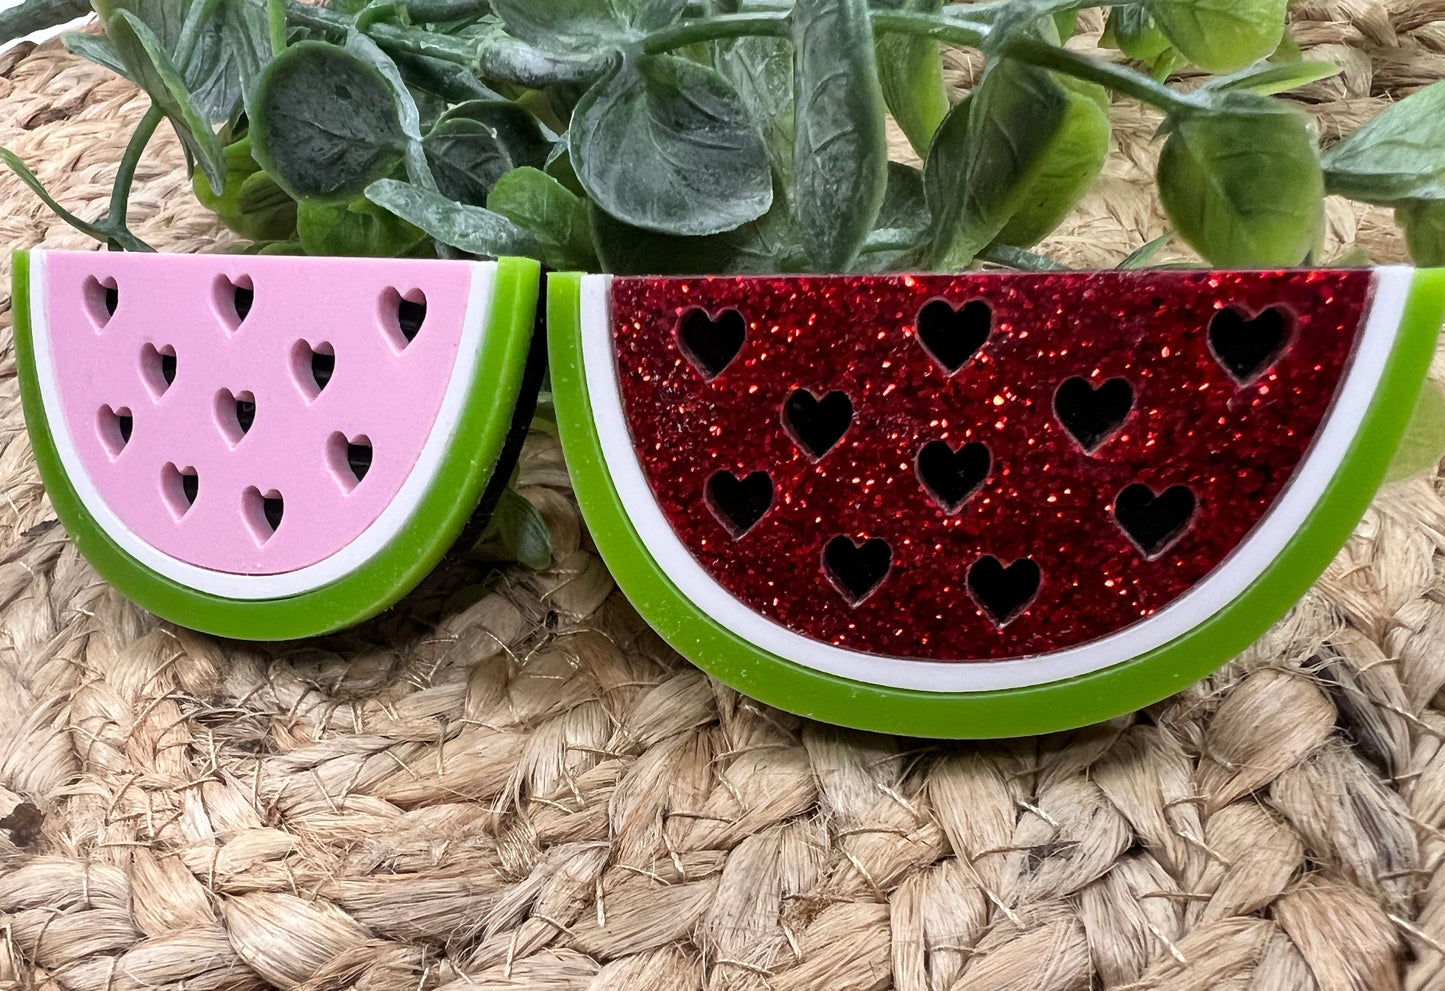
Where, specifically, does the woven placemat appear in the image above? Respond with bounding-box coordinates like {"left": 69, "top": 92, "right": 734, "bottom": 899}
{"left": 2, "top": 8, "right": 1445, "bottom": 990}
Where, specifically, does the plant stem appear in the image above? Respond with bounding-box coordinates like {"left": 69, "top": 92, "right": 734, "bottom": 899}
{"left": 108, "top": 104, "right": 163, "bottom": 232}
{"left": 267, "top": 0, "right": 287, "bottom": 56}
{"left": 1002, "top": 36, "right": 1192, "bottom": 114}
{"left": 868, "top": 10, "right": 988, "bottom": 48}
{"left": 641, "top": 11, "right": 789, "bottom": 54}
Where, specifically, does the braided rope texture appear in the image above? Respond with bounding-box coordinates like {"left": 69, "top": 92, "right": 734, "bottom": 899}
{"left": 3, "top": 5, "right": 1445, "bottom": 988}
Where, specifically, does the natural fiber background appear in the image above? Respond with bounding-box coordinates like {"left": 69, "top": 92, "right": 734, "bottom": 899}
{"left": 2, "top": 6, "right": 1445, "bottom": 989}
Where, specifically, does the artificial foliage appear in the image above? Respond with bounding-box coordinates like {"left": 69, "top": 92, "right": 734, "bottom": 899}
{"left": 0, "top": 0, "right": 1441, "bottom": 272}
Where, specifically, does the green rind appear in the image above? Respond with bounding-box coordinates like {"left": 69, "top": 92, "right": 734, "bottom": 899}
{"left": 13, "top": 251, "right": 542, "bottom": 641}
{"left": 550, "top": 269, "right": 1445, "bottom": 739}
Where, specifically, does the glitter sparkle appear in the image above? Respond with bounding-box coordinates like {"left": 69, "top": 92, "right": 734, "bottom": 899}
{"left": 611, "top": 270, "right": 1370, "bottom": 662}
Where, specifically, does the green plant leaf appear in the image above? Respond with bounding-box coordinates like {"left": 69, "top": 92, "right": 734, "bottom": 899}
{"left": 1156, "top": 93, "right": 1323, "bottom": 267}
{"left": 1385, "top": 379, "right": 1445, "bottom": 485}
{"left": 1149, "top": 0, "right": 1287, "bottom": 72}
{"left": 1117, "top": 230, "right": 1175, "bottom": 268}
{"left": 0, "top": 0, "right": 90, "bottom": 47}
{"left": 478, "top": 488, "right": 553, "bottom": 570}
{"left": 101, "top": 7, "right": 227, "bottom": 194}
{"left": 488, "top": 166, "right": 597, "bottom": 270}
{"left": 976, "top": 243, "right": 1070, "bottom": 270}
{"left": 569, "top": 53, "right": 771, "bottom": 237}
{"left": 1322, "top": 81, "right": 1445, "bottom": 205}
{"left": 1201, "top": 59, "right": 1339, "bottom": 96}
{"left": 589, "top": 194, "right": 802, "bottom": 275}
{"left": 297, "top": 196, "right": 428, "bottom": 256}
{"left": 424, "top": 118, "right": 514, "bottom": 206}
{"left": 791, "top": 0, "right": 888, "bottom": 271}
{"left": 193, "top": 134, "right": 298, "bottom": 239}
{"left": 366, "top": 177, "right": 541, "bottom": 257}
{"left": 251, "top": 41, "right": 408, "bottom": 202}
{"left": 1102, "top": 4, "right": 1172, "bottom": 61}
{"left": 874, "top": 0, "right": 948, "bottom": 157}
{"left": 490, "top": 0, "right": 684, "bottom": 52}
{"left": 460, "top": 17, "right": 612, "bottom": 88}
{"left": 63, "top": 31, "right": 130, "bottom": 77}
{"left": 345, "top": 32, "right": 436, "bottom": 191}
{"left": 712, "top": 32, "right": 795, "bottom": 190}
{"left": 1398, "top": 199, "right": 1445, "bottom": 267}
{"left": 854, "top": 161, "right": 929, "bottom": 271}
{"left": 925, "top": 58, "right": 1073, "bottom": 269}
{"left": 991, "top": 76, "right": 1109, "bottom": 249}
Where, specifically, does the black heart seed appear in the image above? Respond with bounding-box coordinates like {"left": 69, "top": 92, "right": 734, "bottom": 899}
{"left": 1114, "top": 483, "right": 1196, "bottom": 557}
{"left": 706, "top": 470, "right": 773, "bottom": 537}
{"left": 824, "top": 536, "right": 892, "bottom": 604}
{"left": 915, "top": 298, "right": 991, "bottom": 374}
{"left": 917, "top": 440, "right": 991, "bottom": 513}
{"left": 968, "top": 555, "right": 1042, "bottom": 626}
{"left": 678, "top": 307, "right": 745, "bottom": 380}
{"left": 1054, "top": 377, "right": 1134, "bottom": 453}
{"left": 783, "top": 389, "right": 853, "bottom": 460}
{"left": 1209, "top": 306, "right": 1289, "bottom": 384}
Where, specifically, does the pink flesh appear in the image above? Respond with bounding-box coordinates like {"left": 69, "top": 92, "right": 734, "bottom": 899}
{"left": 44, "top": 251, "right": 475, "bottom": 575}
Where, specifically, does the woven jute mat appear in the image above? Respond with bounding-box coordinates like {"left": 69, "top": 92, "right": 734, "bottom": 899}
{"left": 3, "top": 7, "right": 1445, "bottom": 990}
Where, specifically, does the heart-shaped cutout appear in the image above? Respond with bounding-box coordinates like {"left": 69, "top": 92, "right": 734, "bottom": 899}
{"left": 327, "top": 432, "right": 374, "bottom": 491}
{"left": 1054, "top": 377, "right": 1134, "bottom": 453}
{"left": 97, "top": 404, "right": 133, "bottom": 458}
{"left": 824, "top": 536, "right": 892, "bottom": 604}
{"left": 1209, "top": 306, "right": 1289, "bottom": 384}
{"left": 1114, "top": 483, "right": 1196, "bottom": 557}
{"left": 968, "top": 555, "right": 1041, "bottom": 626}
{"left": 706, "top": 470, "right": 773, "bottom": 537}
{"left": 678, "top": 307, "right": 745, "bottom": 380}
{"left": 783, "top": 389, "right": 853, "bottom": 460}
{"left": 214, "top": 389, "right": 257, "bottom": 447}
{"left": 915, "top": 298, "right": 991, "bottom": 374}
{"left": 292, "top": 340, "right": 335, "bottom": 401}
{"left": 160, "top": 463, "right": 199, "bottom": 521}
{"left": 917, "top": 440, "right": 991, "bottom": 513}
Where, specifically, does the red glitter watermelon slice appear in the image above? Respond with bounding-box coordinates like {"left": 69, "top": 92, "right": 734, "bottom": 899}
{"left": 549, "top": 268, "right": 1445, "bottom": 737}
{"left": 13, "top": 250, "right": 541, "bottom": 639}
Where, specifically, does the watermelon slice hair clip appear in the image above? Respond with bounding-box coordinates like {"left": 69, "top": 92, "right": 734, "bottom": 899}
{"left": 549, "top": 267, "right": 1445, "bottom": 738}
{"left": 14, "top": 251, "right": 1445, "bottom": 738}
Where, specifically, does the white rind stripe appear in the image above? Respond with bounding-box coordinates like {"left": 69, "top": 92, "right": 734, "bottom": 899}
{"left": 30, "top": 254, "right": 497, "bottom": 600}
{"left": 581, "top": 269, "right": 1413, "bottom": 694}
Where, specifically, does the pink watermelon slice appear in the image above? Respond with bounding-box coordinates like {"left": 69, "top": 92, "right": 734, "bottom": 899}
{"left": 14, "top": 250, "right": 541, "bottom": 639}
{"left": 549, "top": 268, "right": 1445, "bottom": 737}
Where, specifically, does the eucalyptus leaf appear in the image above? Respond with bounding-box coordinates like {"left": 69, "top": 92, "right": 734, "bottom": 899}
{"left": 854, "top": 161, "right": 929, "bottom": 271}
{"left": 192, "top": 134, "right": 298, "bottom": 239}
{"left": 1117, "top": 231, "right": 1175, "bottom": 268}
{"left": 1385, "top": 379, "right": 1445, "bottom": 485}
{"left": 874, "top": 0, "right": 948, "bottom": 157}
{"left": 487, "top": 166, "right": 597, "bottom": 270}
{"left": 992, "top": 77, "right": 1109, "bottom": 249}
{"left": 425, "top": 119, "right": 513, "bottom": 205}
{"left": 590, "top": 195, "right": 802, "bottom": 274}
{"left": 1149, "top": 0, "right": 1287, "bottom": 73}
{"left": 976, "top": 243, "right": 1070, "bottom": 271}
{"left": 1398, "top": 199, "right": 1445, "bottom": 267}
{"left": 251, "top": 41, "right": 407, "bottom": 202}
{"left": 297, "top": 196, "right": 428, "bottom": 256}
{"left": 444, "top": 100, "right": 550, "bottom": 168}
{"left": 63, "top": 31, "right": 129, "bottom": 77}
{"left": 366, "top": 177, "right": 541, "bottom": 257}
{"left": 926, "top": 58, "right": 1073, "bottom": 269}
{"left": 460, "top": 17, "right": 611, "bottom": 88}
{"left": 0, "top": 0, "right": 90, "bottom": 47}
{"left": 481, "top": 489, "right": 553, "bottom": 570}
{"left": 712, "top": 33, "right": 795, "bottom": 189}
{"left": 345, "top": 32, "right": 435, "bottom": 191}
{"left": 569, "top": 53, "right": 771, "bottom": 237}
{"left": 1156, "top": 93, "right": 1323, "bottom": 267}
{"left": 1201, "top": 59, "right": 1339, "bottom": 96}
{"left": 491, "top": 0, "right": 684, "bottom": 52}
{"left": 791, "top": 0, "right": 888, "bottom": 270}
{"left": 1322, "top": 81, "right": 1445, "bottom": 205}
{"left": 1102, "top": 4, "right": 1171, "bottom": 61}
{"left": 102, "top": 8, "right": 227, "bottom": 194}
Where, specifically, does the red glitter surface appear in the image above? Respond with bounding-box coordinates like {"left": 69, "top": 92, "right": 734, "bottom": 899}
{"left": 610, "top": 271, "right": 1371, "bottom": 661}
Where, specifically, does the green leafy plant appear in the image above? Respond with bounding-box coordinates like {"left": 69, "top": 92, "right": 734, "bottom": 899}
{"left": 3, "top": 0, "right": 1443, "bottom": 271}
